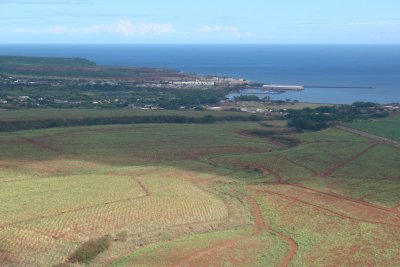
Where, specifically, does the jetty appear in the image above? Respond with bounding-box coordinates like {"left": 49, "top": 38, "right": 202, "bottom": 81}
{"left": 262, "top": 84, "right": 304, "bottom": 91}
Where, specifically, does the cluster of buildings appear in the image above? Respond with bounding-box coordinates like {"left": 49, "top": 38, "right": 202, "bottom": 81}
{"left": 133, "top": 77, "right": 250, "bottom": 89}
{"left": 0, "top": 74, "right": 250, "bottom": 90}
{"left": 0, "top": 95, "right": 87, "bottom": 108}
{"left": 383, "top": 104, "right": 400, "bottom": 113}
{"left": 126, "top": 104, "right": 164, "bottom": 110}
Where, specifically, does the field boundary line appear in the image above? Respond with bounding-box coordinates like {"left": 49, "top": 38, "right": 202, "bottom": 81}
{"left": 244, "top": 193, "right": 298, "bottom": 267}
{"left": 18, "top": 137, "right": 74, "bottom": 156}
{"left": 256, "top": 189, "right": 400, "bottom": 228}
{"left": 288, "top": 184, "right": 399, "bottom": 215}
{"left": 320, "top": 142, "right": 378, "bottom": 177}
{"left": 280, "top": 155, "right": 318, "bottom": 176}
{"left": 336, "top": 125, "right": 400, "bottom": 149}
{"left": 0, "top": 194, "right": 149, "bottom": 229}
{"left": 1, "top": 171, "right": 153, "bottom": 229}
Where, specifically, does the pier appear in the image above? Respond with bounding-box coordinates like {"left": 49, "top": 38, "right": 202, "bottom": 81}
{"left": 262, "top": 84, "right": 304, "bottom": 91}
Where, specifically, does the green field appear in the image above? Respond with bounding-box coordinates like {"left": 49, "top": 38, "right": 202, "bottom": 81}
{"left": 0, "top": 112, "right": 399, "bottom": 266}
{"left": 349, "top": 115, "right": 400, "bottom": 141}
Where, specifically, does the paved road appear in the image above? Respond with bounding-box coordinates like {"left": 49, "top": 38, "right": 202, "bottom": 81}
{"left": 336, "top": 125, "right": 400, "bottom": 149}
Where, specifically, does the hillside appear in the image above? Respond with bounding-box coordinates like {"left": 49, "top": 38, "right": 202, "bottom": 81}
{"left": 0, "top": 116, "right": 399, "bottom": 266}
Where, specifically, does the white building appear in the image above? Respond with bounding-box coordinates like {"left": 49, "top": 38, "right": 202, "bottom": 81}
{"left": 173, "top": 81, "right": 215, "bottom": 86}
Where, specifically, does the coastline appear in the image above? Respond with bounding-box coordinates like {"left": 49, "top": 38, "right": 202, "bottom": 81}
{"left": 0, "top": 45, "right": 399, "bottom": 103}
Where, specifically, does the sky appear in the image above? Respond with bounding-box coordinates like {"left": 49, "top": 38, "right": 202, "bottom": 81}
{"left": 0, "top": 0, "right": 399, "bottom": 44}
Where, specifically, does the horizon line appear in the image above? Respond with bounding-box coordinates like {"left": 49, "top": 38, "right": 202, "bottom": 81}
{"left": 1, "top": 43, "right": 400, "bottom": 45}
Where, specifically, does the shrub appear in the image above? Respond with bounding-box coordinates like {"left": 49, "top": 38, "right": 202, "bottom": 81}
{"left": 248, "top": 114, "right": 261, "bottom": 121}
{"left": 115, "top": 231, "right": 128, "bottom": 242}
{"left": 200, "top": 115, "right": 216, "bottom": 124}
{"left": 68, "top": 235, "right": 112, "bottom": 264}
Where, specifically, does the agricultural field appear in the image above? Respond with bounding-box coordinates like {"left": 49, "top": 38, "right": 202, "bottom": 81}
{"left": 348, "top": 114, "right": 400, "bottom": 141}
{"left": 0, "top": 116, "right": 399, "bottom": 266}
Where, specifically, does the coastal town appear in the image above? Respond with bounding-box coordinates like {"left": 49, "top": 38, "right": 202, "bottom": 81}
{"left": 1, "top": 56, "right": 398, "bottom": 115}
{"left": 0, "top": 73, "right": 251, "bottom": 89}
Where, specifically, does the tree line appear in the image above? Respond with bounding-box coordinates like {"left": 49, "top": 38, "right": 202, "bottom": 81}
{"left": 0, "top": 114, "right": 261, "bottom": 132}
{"left": 286, "top": 102, "right": 389, "bottom": 131}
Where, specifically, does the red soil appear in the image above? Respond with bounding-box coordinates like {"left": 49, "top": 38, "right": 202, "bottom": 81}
{"left": 321, "top": 142, "right": 378, "bottom": 177}
{"left": 392, "top": 204, "right": 400, "bottom": 212}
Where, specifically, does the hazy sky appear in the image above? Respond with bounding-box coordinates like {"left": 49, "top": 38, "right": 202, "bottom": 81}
{"left": 1, "top": 0, "right": 399, "bottom": 44}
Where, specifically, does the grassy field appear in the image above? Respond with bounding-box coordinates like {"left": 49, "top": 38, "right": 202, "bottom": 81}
{"left": 0, "top": 116, "right": 399, "bottom": 266}
{"left": 348, "top": 114, "right": 400, "bottom": 141}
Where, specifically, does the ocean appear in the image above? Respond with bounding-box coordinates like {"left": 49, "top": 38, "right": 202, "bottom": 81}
{"left": 0, "top": 45, "right": 399, "bottom": 104}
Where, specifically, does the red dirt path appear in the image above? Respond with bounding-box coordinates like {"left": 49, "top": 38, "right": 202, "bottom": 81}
{"left": 248, "top": 164, "right": 284, "bottom": 184}
{"left": 173, "top": 189, "right": 298, "bottom": 267}
{"left": 255, "top": 188, "right": 400, "bottom": 228}
{"left": 321, "top": 142, "right": 378, "bottom": 177}
{"left": 289, "top": 184, "right": 398, "bottom": 215}
{"left": 280, "top": 155, "right": 318, "bottom": 176}
{"left": 244, "top": 194, "right": 298, "bottom": 267}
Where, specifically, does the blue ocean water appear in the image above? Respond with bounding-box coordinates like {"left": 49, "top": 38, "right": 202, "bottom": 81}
{"left": 0, "top": 45, "right": 399, "bottom": 104}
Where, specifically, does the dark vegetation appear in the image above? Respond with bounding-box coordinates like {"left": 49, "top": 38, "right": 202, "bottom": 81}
{"left": 68, "top": 235, "right": 112, "bottom": 264}
{"left": 258, "top": 122, "right": 273, "bottom": 128}
{"left": 234, "top": 95, "right": 262, "bottom": 102}
{"left": 0, "top": 84, "right": 229, "bottom": 110}
{"left": 287, "top": 102, "right": 389, "bottom": 131}
{"left": 114, "top": 231, "right": 128, "bottom": 243}
{"left": 0, "top": 113, "right": 262, "bottom": 132}
{"left": 157, "top": 89, "right": 227, "bottom": 109}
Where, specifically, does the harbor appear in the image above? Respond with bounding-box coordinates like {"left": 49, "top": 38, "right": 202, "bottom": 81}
{"left": 227, "top": 83, "right": 380, "bottom": 104}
